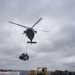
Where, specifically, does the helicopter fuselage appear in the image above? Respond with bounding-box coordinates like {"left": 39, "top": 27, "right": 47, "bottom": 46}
{"left": 24, "top": 28, "right": 35, "bottom": 42}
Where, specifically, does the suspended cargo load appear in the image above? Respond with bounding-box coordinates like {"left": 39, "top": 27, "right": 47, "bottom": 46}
{"left": 19, "top": 53, "right": 29, "bottom": 61}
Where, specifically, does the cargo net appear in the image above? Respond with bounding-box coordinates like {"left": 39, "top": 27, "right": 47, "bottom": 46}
{"left": 19, "top": 45, "right": 29, "bottom": 61}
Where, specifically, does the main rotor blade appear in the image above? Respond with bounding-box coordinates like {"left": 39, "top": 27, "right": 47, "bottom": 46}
{"left": 32, "top": 18, "right": 42, "bottom": 28}
{"left": 9, "top": 21, "right": 28, "bottom": 28}
{"left": 37, "top": 29, "right": 50, "bottom": 32}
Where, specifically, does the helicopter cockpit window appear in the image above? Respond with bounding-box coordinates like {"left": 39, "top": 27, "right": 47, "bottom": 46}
{"left": 19, "top": 53, "right": 29, "bottom": 61}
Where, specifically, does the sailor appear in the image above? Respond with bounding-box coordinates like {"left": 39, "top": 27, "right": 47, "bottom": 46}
{"left": 38, "top": 68, "right": 45, "bottom": 75}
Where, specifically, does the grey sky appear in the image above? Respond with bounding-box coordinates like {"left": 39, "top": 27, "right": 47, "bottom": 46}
{"left": 0, "top": 0, "right": 75, "bottom": 71}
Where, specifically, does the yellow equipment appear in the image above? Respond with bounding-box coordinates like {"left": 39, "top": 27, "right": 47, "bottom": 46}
{"left": 29, "top": 67, "right": 48, "bottom": 75}
{"left": 29, "top": 70, "right": 35, "bottom": 75}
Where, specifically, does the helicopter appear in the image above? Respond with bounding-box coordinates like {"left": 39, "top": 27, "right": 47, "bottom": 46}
{"left": 9, "top": 18, "right": 49, "bottom": 44}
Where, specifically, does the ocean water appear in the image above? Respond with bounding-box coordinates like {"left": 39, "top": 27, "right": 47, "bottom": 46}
{"left": 20, "top": 70, "right": 30, "bottom": 75}
{"left": 0, "top": 70, "right": 29, "bottom": 75}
